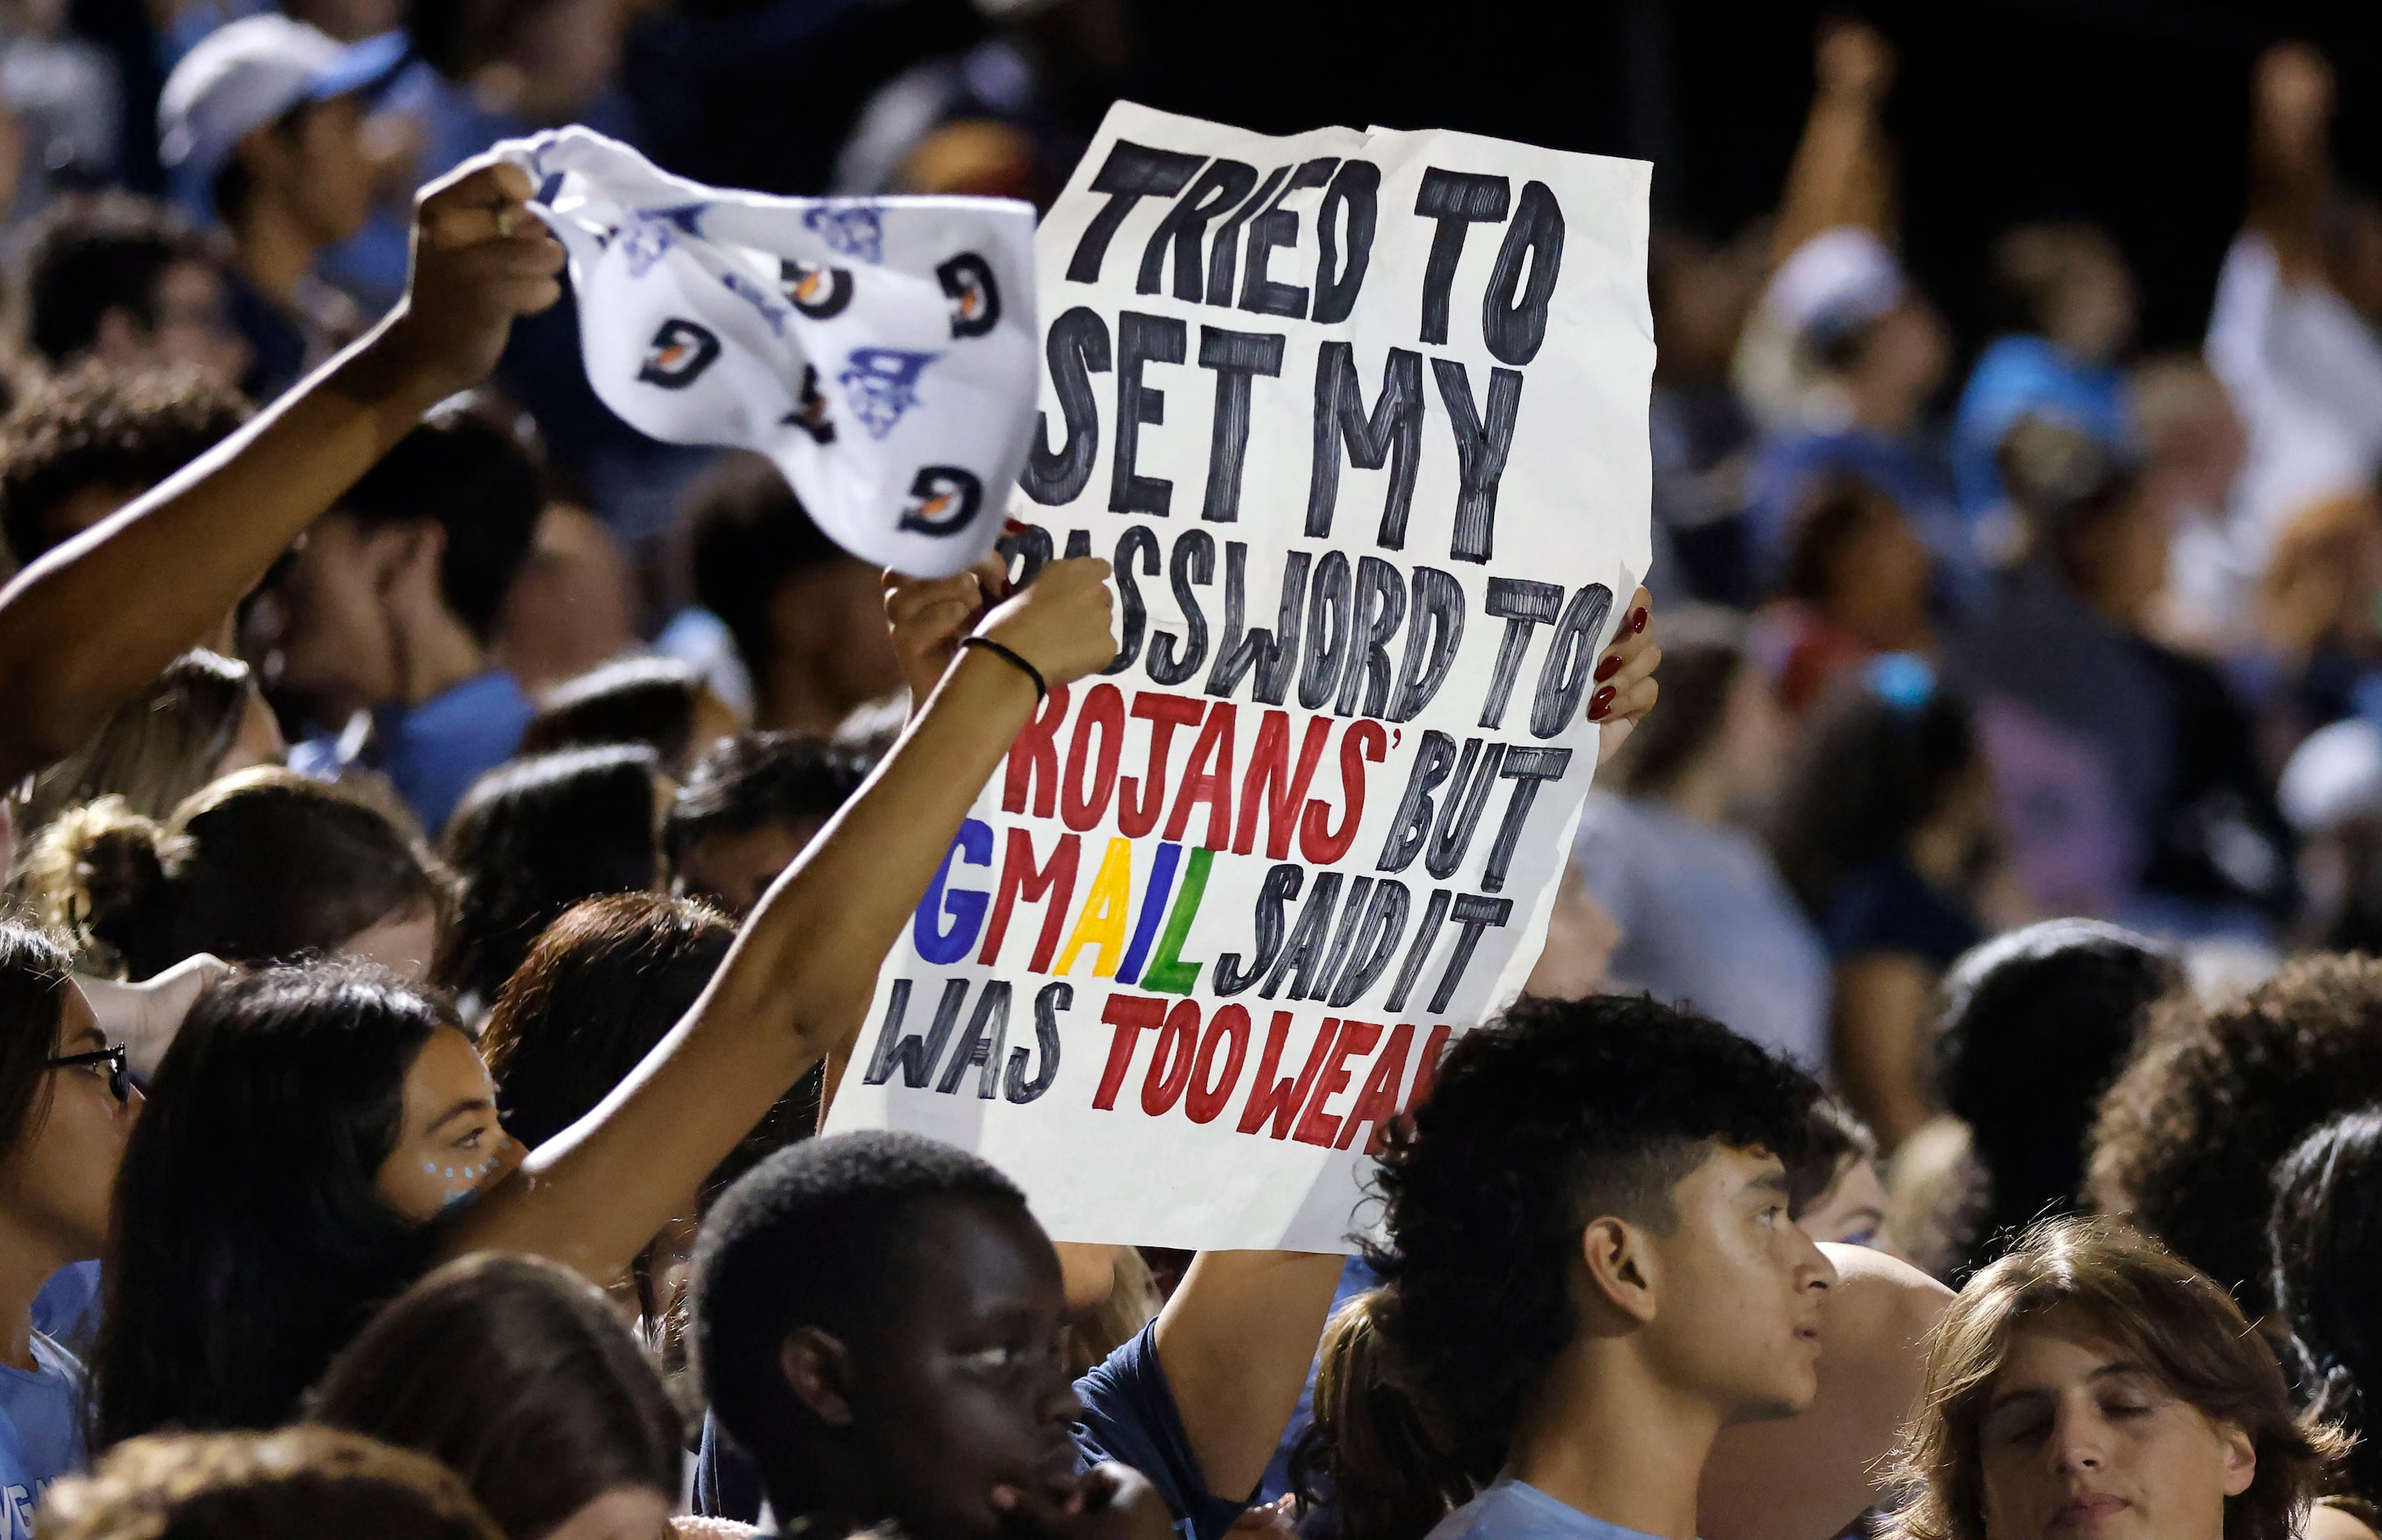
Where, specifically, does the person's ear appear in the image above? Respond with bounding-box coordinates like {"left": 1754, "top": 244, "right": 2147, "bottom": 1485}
{"left": 1580, "top": 1214, "right": 1660, "bottom": 1326}
{"left": 2216, "top": 1420, "right": 2256, "bottom": 1498}
{"left": 780, "top": 1326, "right": 858, "bottom": 1426}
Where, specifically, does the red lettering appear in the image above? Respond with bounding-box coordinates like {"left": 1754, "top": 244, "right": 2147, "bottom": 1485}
{"left": 1141, "top": 999, "right": 1201, "bottom": 1115}
{"left": 978, "top": 828, "right": 1080, "bottom": 971}
{"left": 1237, "top": 1013, "right": 1340, "bottom": 1138}
{"left": 1062, "top": 684, "right": 1127, "bottom": 832}
{"left": 1294, "top": 1019, "right": 1382, "bottom": 1146}
{"left": 1094, "top": 993, "right": 1166, "bottom": 1111}
{"left": 1337, "top": 1022, "right": 1416, "bottom": 1152}
{"left": 1232, "top": 712, "right": 1332, "bottom": 859}
{"left": 1118, "top": 693, "right": 1206, "bottom": 837}
{"left": 1185, "top": 1004, "right": 1252, "bottom": 1124}
{"left": 1301, "top": 719, "right": 1389, "bottom": 863}
{"left": 1162, "top": 703, "right": 1237, "bottom": 849}
{"left": 1001, "top": 684, "right": 1073, "bottom": 818}
{"left": 1405, "top": 1024, "right": 1456, "bottom": 1113}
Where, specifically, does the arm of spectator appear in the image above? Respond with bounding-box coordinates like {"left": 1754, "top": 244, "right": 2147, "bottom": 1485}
{"left": 1155, "top": 1251, "right": 1350, "bottom": 1504}
{"left": 1770, "top": 18, "right": 1897, "bottom": 267}
{"left": 1829, "top": 953, "right": 1936, "bottom": 1154}
{"left": 445, "top": 558, "right": 1119, "bottom": 1279}
{"left": 886, "top": 554, "right": 1013, "bottom": 720}
{"left": 0, "top": 157, "right": 562, "bottom": 785}
{"left": 2248, "top": 42, "right": 2336, "bottom": 285}
{"left": 1698, "top": 1244, "right": 1949, "bottom": 1540}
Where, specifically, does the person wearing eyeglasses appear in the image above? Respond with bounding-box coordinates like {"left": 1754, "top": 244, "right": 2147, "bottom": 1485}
{"left": 0, "top": 921, "right": 140, "bottom": 1537}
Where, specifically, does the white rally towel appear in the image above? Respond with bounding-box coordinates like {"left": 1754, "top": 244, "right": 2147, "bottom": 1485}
{"left": 497, "top": 127, "right": 1041, "bottom": 577}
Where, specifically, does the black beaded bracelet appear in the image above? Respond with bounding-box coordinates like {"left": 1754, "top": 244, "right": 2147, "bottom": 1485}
{"left": 959, "top": 636, "right": 1048, "bottom": 699}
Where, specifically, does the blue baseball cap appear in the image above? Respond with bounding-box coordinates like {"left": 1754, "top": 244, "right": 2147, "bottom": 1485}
{"left": 157, "top": 16, "right": 409, "bottom": 187}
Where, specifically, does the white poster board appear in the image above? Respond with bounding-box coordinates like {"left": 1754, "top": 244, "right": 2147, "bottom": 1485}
{"left": 826, "top": 102, "right": 1651, "bottom": 1252}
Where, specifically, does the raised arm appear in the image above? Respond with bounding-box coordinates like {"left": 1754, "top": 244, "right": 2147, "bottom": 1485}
{"left": 1771, "top": 19, "right": 1897, "bottom": 267}
{"left": 446, "top": 558, "right": 1119, "bottom": 1278}
{"left": 2247, "top": 42, "right": 2337, "bottom": 286}
{"left": 0, "top": 157, "right": 562, "bottom": 785}
{"left": 1150, "top": 597, "right": 1660, "bottom": 1504}
{"left": 1156, "top": 1251, "right": 1350, "bottom": 1503}
{"left": 1697, "top": 1244, "right": 1949, "bottom": 1540}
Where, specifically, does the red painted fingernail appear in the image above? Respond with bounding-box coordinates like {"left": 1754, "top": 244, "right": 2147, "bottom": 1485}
{"left": 1594, "top": 653, "right": 1624, "bottom": 682}
{"left": 1587, "top": 686, "right": 1616, "bottom": 720}
{"left": 1629, "top": 607, "right": 1648, "bottom": 634}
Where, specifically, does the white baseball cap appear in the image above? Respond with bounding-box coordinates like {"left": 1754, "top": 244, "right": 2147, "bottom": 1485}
{"left": 2280, "top": 717, "right": 2382, "bottom": 834}
{"left": 157, "top": 16, "right": 408, "bottom": 187}
{"left": 1764, "top": 226, "right": 1908, "bottom": 349}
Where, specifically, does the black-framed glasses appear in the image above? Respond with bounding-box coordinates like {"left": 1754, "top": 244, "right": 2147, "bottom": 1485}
{"left": 47, "top": 1043, "right": 128, "bottom": 1104}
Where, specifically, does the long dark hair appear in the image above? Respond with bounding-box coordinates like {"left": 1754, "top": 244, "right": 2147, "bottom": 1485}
{"left": 310, "top": 1254, "right": 683, "bottom": 1540}
{"left": 1935, "top": 919, "right": 2179, "bottom": 1272}
{"left": 1770, "top": 658, "right": 1978, "bottom": 916}
{"left": 1600, "top": 608, "right": 1744, "bottom": 800}
{"left": 2271, "top": 1109, "right": 2382, "bottom": 1503}
{"left": 438, "top": 747, "right": 661, "bottom": 1004}
{"left": 480, "top": 892, "right": 736, "bottom": 1151}
{"left": 16, "top": 768, "right": 443, "bottom": 981}
{"left": 0, "top": 920, "right": 75, "bottom": 1160}
{"left": 480, "top": 891, "right": 819, "bottom": 1338}
{"left": 94, "top": 962, "right": 452, "bottom": 1447}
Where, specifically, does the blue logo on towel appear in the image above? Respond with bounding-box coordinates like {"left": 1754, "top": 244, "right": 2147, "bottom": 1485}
{"left": 720, "top": 270, "right": 790, "bottom": 336}
{"left": 839, "top": 347, "right": 939, "bottom": 440}
{"left": 804, "top": 202, "right": 884, "bottom": 262}
{"left": 621, "top": 205, "right": 707, "bottom": 277}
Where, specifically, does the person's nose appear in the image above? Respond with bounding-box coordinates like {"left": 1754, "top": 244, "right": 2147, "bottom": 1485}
{"left": 2051, "top": 1405, "right": 2109, "bottom": 1475}
{"left": 1040, "top": 1376, "right": 1086, "bottom": 1428}
{"left": 1796, "top": 1225, "right": 1841, "bottom": 1294}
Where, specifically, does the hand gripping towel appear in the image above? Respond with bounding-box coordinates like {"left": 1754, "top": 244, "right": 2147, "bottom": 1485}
{"left": 500, "top": 127, "right": 1040, "bottom": 577}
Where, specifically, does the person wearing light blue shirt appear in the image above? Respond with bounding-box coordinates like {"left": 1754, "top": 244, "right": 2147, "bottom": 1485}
{"left": 1949, "top": 223, "right": 2139, "bottom": 523}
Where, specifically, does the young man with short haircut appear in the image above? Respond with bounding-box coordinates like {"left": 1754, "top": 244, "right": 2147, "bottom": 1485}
{"left": 0, "top": 363, "right": 252, "bottom": 566}
{"left": 666, "top": 731, "right": 869, "bottom": 914}
{"left": 22, "top": 194, "right": 252, "bottom": 386}
{"left": 695, "top": 1131, "right": 1343, "bottom": 1540}
{"left": 1309, "top": 993, "right": 1948, "bottom": 1540}
{"left": 276, "top": 394, "right": 544, "bottom": 833}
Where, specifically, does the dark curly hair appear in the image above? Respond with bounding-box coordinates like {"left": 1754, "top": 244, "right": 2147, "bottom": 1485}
{"left": 0, "top": 361, "right": 250, "bottom": 563}
{"left": 2088, "top": 954, "right": 2382, "bottom": 1319}
{"left": 2269, "top": 1109, "right": 2382, "bottom": 1505}
{"left": 1304, "top": 993, "right": 1820, "bottom": 1540}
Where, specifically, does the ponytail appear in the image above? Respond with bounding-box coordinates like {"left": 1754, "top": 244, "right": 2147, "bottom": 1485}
{"left": 1298, "top": 1287, "right": 1486, "bottom": 1540}
{"left": 11, "top": 795, "right": 175, "bottom": 977}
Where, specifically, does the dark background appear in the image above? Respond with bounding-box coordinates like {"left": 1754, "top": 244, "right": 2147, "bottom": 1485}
{"left": 1118, "top": 0, "right": 2382, "bottom": 358}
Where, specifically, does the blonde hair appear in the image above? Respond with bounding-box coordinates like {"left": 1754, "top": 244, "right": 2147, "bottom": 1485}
{"left": 11, "top": 650, "right": 255, "bottom": 840}
{"left": 1891, "top": 1218, "right": 2345, "bottom": 1540}
{"left": 1300, "top": 1289, "right": 1471, "bottom": 1540}
{"left": 39, "top": 1427, "right": 505, "bottom": 1540}
{"left": 1064, "top": 1246, "right": 1164, "bottom": 1378}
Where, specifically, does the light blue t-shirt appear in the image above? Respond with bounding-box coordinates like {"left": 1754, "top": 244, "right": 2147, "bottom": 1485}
{"left": 1425, "top": 1480, "right": 1667, "bottom": 1540}
{"left": 1, "top": 1331, "right": 88, "bottom": 1538}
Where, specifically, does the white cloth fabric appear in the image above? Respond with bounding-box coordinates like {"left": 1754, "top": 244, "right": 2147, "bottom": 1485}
{"left": 2280, "top": 717, "right": 2382, "bottom": 835}
{"left": 2205, "top": 233, "right": 2382, "bottom": 567}
{"left": 503, "top": 127, "right": 1041, "bottom": 577}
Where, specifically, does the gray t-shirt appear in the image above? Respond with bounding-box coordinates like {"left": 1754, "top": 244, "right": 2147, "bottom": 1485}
{"left": 1425, "top": 1480, "right": 1669, "bottom": 1540}
{"left": 1574, "top": 791, "right": 1830, "bottom": 1068}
